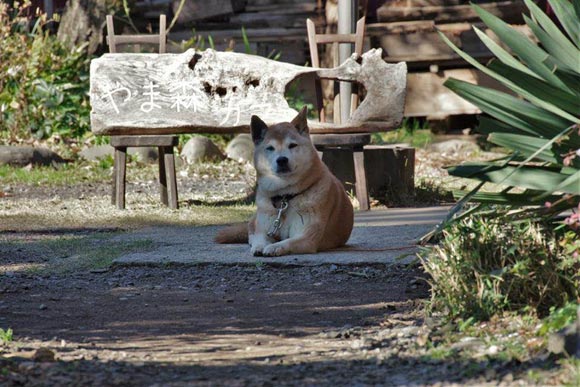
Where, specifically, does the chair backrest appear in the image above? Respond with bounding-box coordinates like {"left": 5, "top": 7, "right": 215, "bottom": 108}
{"left": 106, "top": 15, "right": 167, "bottom": 54}
{"left": 306, "top": 16, "right": 365, "bottom": 124}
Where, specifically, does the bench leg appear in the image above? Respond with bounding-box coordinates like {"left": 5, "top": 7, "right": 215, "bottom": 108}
{"left": 158, "top": 146, "right": 169, "bottom": 206}
{"left": 111, "top": 153, "right": 117, "bottom": 206}
{"left": 162, "top": 146, "right": 179, "bottom": 210}
{"left": 114, "top": 146, "right": 127, "bottom": 210}
{"left": 353, "top": 147, "right": 369, "bottom": 211}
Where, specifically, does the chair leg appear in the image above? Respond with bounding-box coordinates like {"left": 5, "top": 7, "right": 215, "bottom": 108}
{"left": 353, "top": 147, "right": 370, "bottom": 211}
{"left": 114, "top": 146, "right": 127, "bottom": 210}
{"left": 111, "top": 152, "right": 117, "bottom": 206}
{"left": 163, "top": 146, "right": 179, "bottom": 210}
{"left": 158, "top": 146, "right": 169, "bottom": 206}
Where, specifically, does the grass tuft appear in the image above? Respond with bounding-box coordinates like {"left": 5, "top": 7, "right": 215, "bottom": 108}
{"left": 420, "top": 209, "right": 580, "bottom": 320}
{"left": 0, "top": 328, "right": 13, "bottom": 343}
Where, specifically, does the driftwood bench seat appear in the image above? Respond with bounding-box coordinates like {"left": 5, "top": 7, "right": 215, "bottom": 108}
{"left": 89, "top": 48, "right": 407, "bottom": 208}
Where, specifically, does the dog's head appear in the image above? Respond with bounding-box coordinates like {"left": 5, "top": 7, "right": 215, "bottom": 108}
{"left": 251, "top": 106, "right": 315, "bottom": 178}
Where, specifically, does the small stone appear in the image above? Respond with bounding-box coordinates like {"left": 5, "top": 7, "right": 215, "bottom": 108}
{"left": 548, "top": 323, "right": 577, "bottom": 356}
{"left": 129, "top": 147, "right": 158, "bottom": 163}
{"left": 33, "top": 348, "right": 56, "bottom": 362}
{"left": 225, "top": 134, "right": 254, "bottom": 163}
{"left": 39, "top": 304, "right": 47, "bottom": 310}
{"left": 180, "top": 136, "right": 225, "bottom": 164}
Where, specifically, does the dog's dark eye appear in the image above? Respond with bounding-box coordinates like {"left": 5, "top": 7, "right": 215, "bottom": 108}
{"left": 265, "top": 146, "right": 275, "bottom": 152}
{"left": 288, "top": 143, "right": 298, "bottom": 149}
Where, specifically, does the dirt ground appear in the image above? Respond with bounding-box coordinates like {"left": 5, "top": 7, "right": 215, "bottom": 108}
{"left": 0, "top": 262, "right": 563, "bottom": 387}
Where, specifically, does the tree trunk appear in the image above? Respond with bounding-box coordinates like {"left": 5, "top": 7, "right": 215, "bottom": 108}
{"left": 57, "top": 0, "right": 108, "bottom": 55}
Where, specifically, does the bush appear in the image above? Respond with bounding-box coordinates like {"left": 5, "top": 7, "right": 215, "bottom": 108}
{"left": 420, "top": 209, "right": 580, "bottom": 320}
{"left": 0, "top": 2, "right": 91, "bottom": 142}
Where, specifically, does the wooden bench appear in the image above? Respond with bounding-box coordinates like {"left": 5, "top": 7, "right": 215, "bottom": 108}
{"left": 89, "top": 48, "right": 407, "bottom": 208}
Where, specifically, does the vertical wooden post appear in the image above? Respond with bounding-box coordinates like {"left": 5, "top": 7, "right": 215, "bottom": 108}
{"left": 106, "top": 15, "right": 116, "bottom": 53}
{"left": 114, "top": 147, "right": 127, "bottom": 209}
{"left": 353, "top": 147, "right": 369, "bottom": 211}
{"left": 159, "top": 14, "right": 167, "bottom": 54}
{"left": 158, "top": 146, "right": 169, "bottom": 206}
{"left": 163, "top": 146, "right": 179, "bottom": 209}
{"left": 306, "top": 18, "right": 326, "bottom": 123}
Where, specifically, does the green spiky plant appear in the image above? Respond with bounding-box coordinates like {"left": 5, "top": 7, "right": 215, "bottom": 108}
{"left": 435, "top": 0, "right": 579, "bottom": 226}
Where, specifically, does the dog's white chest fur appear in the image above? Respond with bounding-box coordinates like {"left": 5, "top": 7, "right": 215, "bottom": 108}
{"left": 276, "top": 205, "right": 312, "bottom": 239}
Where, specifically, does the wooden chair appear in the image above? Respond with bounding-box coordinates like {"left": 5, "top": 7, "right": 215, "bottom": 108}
{"left": 306, "top": 17, "right": 370, "bottom": 210}
{"left": 106, "top": 14, "right": 179, "bottom": 210}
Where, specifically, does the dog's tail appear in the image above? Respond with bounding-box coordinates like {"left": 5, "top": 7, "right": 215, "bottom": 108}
{"left": 214, "top": 222, "right": 248, "bottom": 244}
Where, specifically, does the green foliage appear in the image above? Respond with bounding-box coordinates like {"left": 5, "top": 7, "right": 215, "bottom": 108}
{"left": 0, "top": 162, "right": 111, "bottom": 186}
{"left": 420, "top": 209, "right": 580, "bottom": 320}
{"left": 0, "top": 328, "right": 13, "bottom": 343}
{"left": 539, "top": 302, "right": 579, "bottom": 335}
{"left": 372, "top": 118, "right": 433, "bottom": 148}
{"left": 0, "top": 2, "right": 91, "bottom": 141}
{"left": 285, "top": 82, "right": 316, "bottom": 120}
{"left": 438, "top": 0, "right": 580, "bottom": 218}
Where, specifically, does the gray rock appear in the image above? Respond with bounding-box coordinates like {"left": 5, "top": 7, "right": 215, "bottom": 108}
{"left": 129, "top": 147, "right": 158, "bottom": 163}
{"left": 79, "top": 145, "right": 114, "bottom": 161}
{"left": 180, "top": 136, "right": 225, "bottom": 164}
{"left": 548, "top": 323, "right": 578, "bottom": 356}
{"left": 429, "top": 139, "right": 480, "bottom": 154}
{"left": 226, "top": 134, "right": 254, "bottom": 163}
{"left": 0, "top": 146, "right": 65, "bottom": 167}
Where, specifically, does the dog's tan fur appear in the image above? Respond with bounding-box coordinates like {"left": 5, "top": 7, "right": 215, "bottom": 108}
{"left": 215, "top": 107, "right": 354, "bottom": 256}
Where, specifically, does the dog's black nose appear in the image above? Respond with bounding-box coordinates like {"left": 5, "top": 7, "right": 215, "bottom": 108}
{"left": 276, "top": 157, "right": 289, "bottom": 166}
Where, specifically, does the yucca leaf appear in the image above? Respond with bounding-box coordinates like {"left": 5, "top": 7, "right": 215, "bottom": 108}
{"left": 551, "top": 169, "right": 580, "bottom": 195}
{"left": 447, "top": 164, "right": 577, "bottom": 194}
{"left": 549, "top": 0, "right": 580, "bottom": 48}
{"left": 552, "top": 64, "right": 580, "bottom": 86}
{"left": 472, "top": 4, "right": 570, "bottom": 91}
{"left": 438, "top": 30, "right": 578, "bottom": 122}
{"left": 472, "top": 26, "right": 538, "bottom": 78}
{"left": 487, "top": 133, "right": 560, "bottom": 164}
{"left": 574, "top": 0, "right": 580, "bottom": 20}
{"left": 452, "top": 191, "right": 562, "bottom": 205}
{"left": 477, "top": 116, "right": 521, "bottom": 136}
{"left": 487, "top": 60, "right": 580, "bottom": 115}
{"left": 524, "top": 0, "right": 580, "bottom": 59}
{"left": 524, "top": 15, "right": 580, "bottom": 73}
{"left": 445, "top": 79, "right": 573, "bottom": 137}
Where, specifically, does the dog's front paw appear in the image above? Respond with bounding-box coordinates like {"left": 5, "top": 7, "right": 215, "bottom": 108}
{"left": 251, "top": 243, "right": 266, "bottom": 256}
{"left": 262, "top": 243, "right": 288, "bottom": 257}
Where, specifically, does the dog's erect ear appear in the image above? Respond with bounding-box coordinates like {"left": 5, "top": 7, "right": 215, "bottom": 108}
{"left": 291, "top": 106, "right": 309, "bottom": 136}
{"left": 250, "top": 115, "right": 268, "bottom": 144}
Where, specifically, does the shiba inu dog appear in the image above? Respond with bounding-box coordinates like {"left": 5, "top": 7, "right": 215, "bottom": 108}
{"left": 215, "top": 106, "right": 354, "bottom": 256}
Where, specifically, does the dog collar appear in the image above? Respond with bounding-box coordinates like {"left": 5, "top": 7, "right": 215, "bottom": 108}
{"left": 270, "top": 193, "right": 300, "bottom": 208}
{"left": 270, "top": 180, "right": 317, "bottom": 209}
